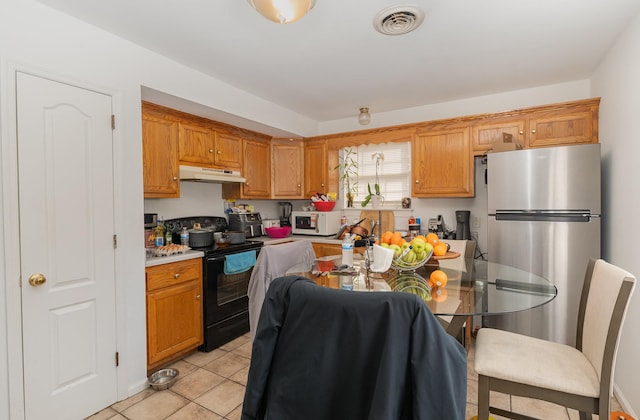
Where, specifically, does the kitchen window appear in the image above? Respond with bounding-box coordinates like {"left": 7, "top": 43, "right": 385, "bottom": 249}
{"left": 340, "top": 142, "right": 411, "bottom": 207}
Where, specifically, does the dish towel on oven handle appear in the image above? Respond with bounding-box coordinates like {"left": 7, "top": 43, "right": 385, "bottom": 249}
{"left": 224, "top": 250, "right": 257, "bottom": 275}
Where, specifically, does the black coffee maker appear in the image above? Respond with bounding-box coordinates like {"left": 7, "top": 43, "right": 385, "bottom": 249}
{"left": 278, "top": 202, "right": 293, "bottom": 227}
{"left": 455, "top": 210, "right": 471, "bottom": 240}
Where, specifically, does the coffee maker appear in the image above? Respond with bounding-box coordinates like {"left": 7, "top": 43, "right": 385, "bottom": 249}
{"left": 278, "top": 202, "right": 293, "bottom": 227}
{"left": 455, "top": 210, "right": 471, "bottom": 240}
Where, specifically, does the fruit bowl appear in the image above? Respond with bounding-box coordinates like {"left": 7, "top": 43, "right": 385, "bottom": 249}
{"left": 312, "top": 201, "right": 337, "bottom": 211}
{"left": 264, "top": 226, "right": 292, "bottom": 238}
{"left": 391, "top": 248, "right": 433, "bottom": 272}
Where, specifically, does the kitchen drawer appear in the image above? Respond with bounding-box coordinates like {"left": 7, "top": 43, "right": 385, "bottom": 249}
{"left": 146, "top": 258, "right": 202, "bottom": 292}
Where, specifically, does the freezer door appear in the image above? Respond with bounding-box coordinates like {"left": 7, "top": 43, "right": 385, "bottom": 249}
{"left": 487, "top": 144, "right": 601, "bottom": 214}
{"left": 486, "top": 216, "right": 600, "bottom": 346}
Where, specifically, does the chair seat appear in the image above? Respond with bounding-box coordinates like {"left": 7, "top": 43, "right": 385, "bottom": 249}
{"left": 475, "top": 328, "right": 600, "bottom": 398}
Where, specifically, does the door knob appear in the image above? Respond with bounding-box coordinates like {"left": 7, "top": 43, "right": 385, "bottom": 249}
{"left": 28, "top": 273, "right": 46, "bottom": 287}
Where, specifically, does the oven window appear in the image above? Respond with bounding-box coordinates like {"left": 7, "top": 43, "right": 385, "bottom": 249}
{"left": 217, "top": 266, "right": 253, "bottom": 305}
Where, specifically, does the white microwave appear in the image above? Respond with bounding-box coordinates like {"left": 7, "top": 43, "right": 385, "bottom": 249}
{"left": 291, "top": 211, "right": 342, "bottom": 236}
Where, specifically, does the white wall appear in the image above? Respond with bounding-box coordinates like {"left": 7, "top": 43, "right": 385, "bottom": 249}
{"left": 591, "top": 11, "right": 640, "bottom": 417}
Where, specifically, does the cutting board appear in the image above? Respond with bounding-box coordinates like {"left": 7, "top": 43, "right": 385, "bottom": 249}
{"left": 359, "top": 210, "right": 395, "bottom": 238}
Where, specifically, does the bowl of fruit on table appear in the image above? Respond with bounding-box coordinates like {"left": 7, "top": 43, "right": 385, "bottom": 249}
{"left": 378, "top": 231, "right": 434, "bottom": 271}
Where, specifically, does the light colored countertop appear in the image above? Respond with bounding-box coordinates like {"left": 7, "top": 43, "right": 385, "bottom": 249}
{"left": 145, "top": 250, "right": 205, "bottom": 267}
{"left": 144, "top": 235, "right": 339, "bottom": 267}
{"left": 258, "top": 234, "right": 342, "bottom": 246}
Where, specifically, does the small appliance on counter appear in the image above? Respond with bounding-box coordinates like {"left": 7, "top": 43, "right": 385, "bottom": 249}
{"left": 455, "top": 210, "right": 471, "bottom": 240}
{"left": 228, "top": 213, "right": 264, "bottom": 238}
{"left": 291, "top": 210, "right": 342, "bottom": 236}
{"left": 278, "top": 202, "right": 293, "bottom": 227}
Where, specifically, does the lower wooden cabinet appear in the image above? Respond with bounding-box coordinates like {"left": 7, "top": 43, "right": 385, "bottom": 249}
{"left": 146, "top": 258, "right": 203, "bottom": 371}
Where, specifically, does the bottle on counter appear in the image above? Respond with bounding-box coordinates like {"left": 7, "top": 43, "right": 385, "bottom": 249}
{"left": 155, "top": 218, "right": 165, "bottom": 247}
{"left": 165, "top": 227, "right": 173, "bottom": 245}
{"left": 180, "top": 227, "right": 189, "bottom": 246}
{"left": 342, "top": 234, "right": 354, "bottom": 268}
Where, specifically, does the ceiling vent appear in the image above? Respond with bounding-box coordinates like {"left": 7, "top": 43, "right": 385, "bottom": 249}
{"left": 373, "top": 5, "right": 425, "bottom": 36}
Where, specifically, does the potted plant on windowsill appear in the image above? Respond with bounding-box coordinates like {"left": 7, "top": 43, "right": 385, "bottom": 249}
{"left": 335, "top": 147, "right": 358, "bottom": 207}
{"left": 362, "top": 152, "right": 384, "bottom": 208}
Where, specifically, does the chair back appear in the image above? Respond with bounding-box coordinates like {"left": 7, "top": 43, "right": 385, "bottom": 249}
{"left": 577, "top": 259, "right": 636, "bottom": 389}
{"left": 247, "top": 240, "right": 316, "bottom": 339}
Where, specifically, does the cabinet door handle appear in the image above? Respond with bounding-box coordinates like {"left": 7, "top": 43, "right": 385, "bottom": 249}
{"left": 196, "top": 294, "right": 201, "bottom": 300}
{"left": 217, "top": 150, "right": 221, "bottom": 155}
{"left": 172, "top": 176, "right": 178, "bottom": 181}
{"left": 209, "top": 149, "right": 214, "bottom": 153}
{"left": 531, "top": 129, "right": 537, "bottom": 134}
{"left": 174, "top": 273, "right": 181, "bottom": 279}
{"left": 519, "top": 130, "right": 524, "bottom": 135}
{"left": 415, "top": 179, "right": 419, "bottom": 184}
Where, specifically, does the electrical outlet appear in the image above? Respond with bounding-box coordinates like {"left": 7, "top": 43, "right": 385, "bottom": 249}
{"left": 472, "top": 215, "right": 481, "bottom": 228}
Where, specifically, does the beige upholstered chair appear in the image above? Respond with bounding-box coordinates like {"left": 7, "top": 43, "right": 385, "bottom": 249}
{"left": 474, "top": 258, "right": 636, "bottom": 420}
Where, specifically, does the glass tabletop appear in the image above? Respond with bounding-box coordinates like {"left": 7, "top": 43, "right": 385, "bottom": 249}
{"left": 300, "top": 257, "right": 557, "bottom": 317}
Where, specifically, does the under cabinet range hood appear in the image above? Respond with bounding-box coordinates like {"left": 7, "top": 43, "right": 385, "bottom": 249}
{"left": 179, "top": 165, "right": 246, "bottom": 183}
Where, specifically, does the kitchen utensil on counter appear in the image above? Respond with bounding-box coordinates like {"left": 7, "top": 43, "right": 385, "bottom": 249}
{"left": 455, "top": 210, "right": 471, "bottom": 240}
{"left": 228, "top": 213, "right": 263, "bottom": 238}
{"left": 188, "top": 228, "right": 214, "bottom": 248}
{"left": 264, "top": 226, "right": 292, "bottom": 238}
{"left": 278, "top": 202, "right": 293, "bottom": 227}
{"left": 337, "top": 218, "right": 369, "bottom": 240}
{"left": 227, "top": 231, "right": 246, "bottom": 244}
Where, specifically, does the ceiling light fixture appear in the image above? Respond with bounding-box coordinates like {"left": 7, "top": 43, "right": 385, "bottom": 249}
{"left": 247, "top": 0, "right": 317, "bottom": 24}
{"left": 358, "top": 107, "right": 371, "bottom": 125}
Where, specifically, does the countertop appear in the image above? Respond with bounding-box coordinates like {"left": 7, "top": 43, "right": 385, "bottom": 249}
{"left": 258, "top": 234, "right": 343, "bottom": 246}
{"left": 145, "top": 235, "right": 340, "bottom": 267}
{"left": 145, "top": 250, "right": 204, "bottom": 267}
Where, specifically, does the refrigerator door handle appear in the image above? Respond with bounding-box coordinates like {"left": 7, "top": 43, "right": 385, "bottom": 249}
{"left": 494, "top": 210, "right": 593, "bottom": 222}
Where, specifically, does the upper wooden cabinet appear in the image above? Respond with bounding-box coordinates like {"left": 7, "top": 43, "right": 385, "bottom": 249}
{"left": 223, "top": 137, "right": 271, "bottom": 199}
{"left": 271, "top": 138, "right": 304, "bottom": 198}
{"left": 304, "top": 140, "right": 328, "bottom": 198}
{"left": 471, "top": 117, "right": 526, "bottom": 154}
{"left": 178, "top": 122, "right": 242, "bottom": 170}
{"left": 471, "top": 98, "right": 599, "bottom": 154}
{"left": 527, "top": 100, "right": 598, "bottom": 148}
{"left": 142, "top": 110, "right": 180, "bottom": 198}
{"left": 215, "top": 132, "right": 243, "bottom": 169}
{"left": 178, "top": 121, "right": 215, "bottom": 166}
{"left": 412, "top": 124, "right": 473, "bottom": 198}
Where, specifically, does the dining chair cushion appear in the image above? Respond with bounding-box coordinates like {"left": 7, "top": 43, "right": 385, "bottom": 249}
{"left": 475, "top": 328, "right": 600, "bottom": 397}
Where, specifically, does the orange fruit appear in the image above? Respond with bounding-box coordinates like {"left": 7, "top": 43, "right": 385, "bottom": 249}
{"left": 426, "top": 232, "right": 440, "bottom": 246}
{"left": 381, "top": 231, "right": 394, "bottom": 244}
{"left": 390, "top": 232, "right": 403, "bottom": 245}
{"left": 430, "top": 270, "right": 448, "bottom": 288}
{"left": 433, "top": 242, "right": 448, "bottom": 256}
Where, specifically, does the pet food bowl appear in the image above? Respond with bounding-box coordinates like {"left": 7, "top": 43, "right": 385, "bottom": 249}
{"left": 148, "top": 368, "right": 179, "bottom": 391}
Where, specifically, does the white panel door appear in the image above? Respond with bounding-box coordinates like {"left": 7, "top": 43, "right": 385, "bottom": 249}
{"left": 16, "top": 72, "right": 117, "bottom": 419}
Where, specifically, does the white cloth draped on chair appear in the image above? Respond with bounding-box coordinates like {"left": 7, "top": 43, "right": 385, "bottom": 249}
{"left": 247, "top": 240, "right": 316, "bottom": 340}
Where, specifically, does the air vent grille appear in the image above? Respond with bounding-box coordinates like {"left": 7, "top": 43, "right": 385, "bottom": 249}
{"left": 373, "top": 5, "right": 425, "bottom": 36}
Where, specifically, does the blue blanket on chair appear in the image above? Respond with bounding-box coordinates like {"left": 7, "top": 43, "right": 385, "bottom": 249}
{"left": 224, "top": 250, "right": 257, "bottom": 275}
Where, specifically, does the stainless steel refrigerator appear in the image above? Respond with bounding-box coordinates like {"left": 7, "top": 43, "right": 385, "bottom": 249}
{"left": 486, "top": 143, "right": 601, "bottom": 346}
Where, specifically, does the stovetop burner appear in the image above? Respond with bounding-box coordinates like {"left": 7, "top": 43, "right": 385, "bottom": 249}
{"left": 164, "top": 216, "right": 263, "bottom": 256}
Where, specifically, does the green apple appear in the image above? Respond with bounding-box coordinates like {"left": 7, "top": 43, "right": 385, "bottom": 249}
{"left": 424, "top": 243, "right": 434, "bottom": 255}
{"left": 380, "top": 242, "right": 390, "bottom": 248}
{"left": 401, "top": 242, "right": 411, "bottom": 251}
{"left": 411, "top": 238, "right": 426, "bottom": 253}
{"left": 389, "top": 244, "right": 402, "bottom": 257}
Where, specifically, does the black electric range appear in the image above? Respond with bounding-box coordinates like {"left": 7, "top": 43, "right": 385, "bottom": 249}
{"left": 164, "top": 216, "right": 263, "bottom": 351}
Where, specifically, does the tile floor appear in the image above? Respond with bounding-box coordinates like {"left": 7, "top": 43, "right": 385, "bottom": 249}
{"left": 87, "top": 334, "right": 623, "bottom": 420}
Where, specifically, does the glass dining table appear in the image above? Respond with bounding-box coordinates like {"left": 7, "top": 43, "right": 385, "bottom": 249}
{"left": 292, "top": 255, "right": 557, "bottom": 345}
